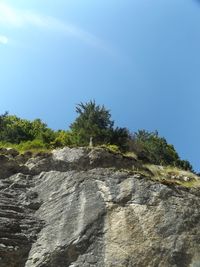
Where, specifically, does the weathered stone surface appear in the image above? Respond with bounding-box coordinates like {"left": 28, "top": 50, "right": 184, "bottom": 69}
{"left": 25, "top": 147, "right": 137, "bottom": 175}
{"left": 0, "top": 173, "right": 43, "bottom": 267}
{"left": 0, "top": 154, "right": 30, "bottom": 179}
{"left": 0, "top": 147, "right": 200, "bottom": 267}
{"left": 0, "top": 148, "right": 19, "bottom": 158}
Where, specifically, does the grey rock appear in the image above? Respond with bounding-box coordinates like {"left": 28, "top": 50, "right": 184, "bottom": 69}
{"left": 0, "top": 173, "right": 44, "bottom": 267}
{"left": 6, "top": 148, "right": 19, "bottom": 157}
{"left": 25, "top": 147, "right": 137, "bottom": 175}
{"left": 0, "top": 154, "right": 30, "bottom": 179}
{"left": 0, "top": 147, "right": 200, "bottom": 267}
{"left": 0, "top": 148, "right": 19, "bottom": 158}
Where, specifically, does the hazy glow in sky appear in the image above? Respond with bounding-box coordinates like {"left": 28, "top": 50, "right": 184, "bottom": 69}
{"left": 0, "top": 34, "right": 8, "bottom": 44}
{"left": 0, "top": 2, "right": 110, "bottom": 51}
{"left": 0, "top": 0, "right": 200, "bottom": 170}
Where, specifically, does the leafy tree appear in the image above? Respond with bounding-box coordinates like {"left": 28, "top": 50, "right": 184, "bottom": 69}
{"left": 0, "top": 114, "right": 33, "bottom": 143}
{"left": 130, "top": 129, "right": 193, "bottom": 171}
{"left": 176, "top": 159, "right": 193, "bottom": 172}
{"left": 70, "top": 101, "right": 114, "bottom": 145}
{"left": 30, "top": 119, "right": 48, "bottom": 138}
{"left": 0, "top": 111, "right": 8, "bottom": 129}
{"left": 0, "top": 113, "right": 55, "bottom": 145}
{"left": 109, "top": 127, "right": 131, "bottom": 152}
{"left": 51, "top": 130, "right": 73, "bottom": 148}
{"left": 132, "top": 130, "right": 179, "bottom": 165}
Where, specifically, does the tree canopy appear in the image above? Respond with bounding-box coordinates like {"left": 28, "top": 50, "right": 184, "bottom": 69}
{"left": 131, "top": 130, "right": 193, "bottom": 171}
{"left": 70, "top": 100, "right": 130, "bottom": 149}
{"left": 70, "top": 101, "right": 114, "bottom": 145}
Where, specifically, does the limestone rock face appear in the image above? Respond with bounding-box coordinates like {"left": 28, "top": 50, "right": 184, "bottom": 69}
{"left": 0, "top": 147, "right": 200, "bottom": 267}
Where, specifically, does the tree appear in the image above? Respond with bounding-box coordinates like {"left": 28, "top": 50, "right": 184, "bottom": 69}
{"left": 30, "top": 119, "right": 56, "bottom": 144}
{"left": 0, "top": 113, "right": 55, "bottom": 145}
{"left": 51, "top": 130, "right": 73, "bottom": 148}
{"left": 70, "top": 101, "right": 114, "bottom": 145}
{"left": 0, "top": 111, "right": 8, "bottom": 128}
{"left": 0, "top": 114, "right": 33, "bottom": 143}
{"left": 176, "top": 159, "right": 193, "bottom": 172}
{"left": 132, "top": 130, "right": 180, "bottom": 165}
{"left": 0, "top": 112, "right": 9, "bottom": 140}
{"left": 109, "top": 127, "right": 131, "bottom": 152}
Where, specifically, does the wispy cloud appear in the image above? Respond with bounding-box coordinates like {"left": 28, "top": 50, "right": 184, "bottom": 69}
{"left": 0, "top": 34, "right": 8, "bottom": 45}
{"left": 0, "top": 2, "right": 109, "bottom": 51}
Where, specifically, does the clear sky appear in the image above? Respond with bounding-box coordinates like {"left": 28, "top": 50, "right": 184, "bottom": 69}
{"left": 0, "top": 0, "right": 200, "bottom": 170}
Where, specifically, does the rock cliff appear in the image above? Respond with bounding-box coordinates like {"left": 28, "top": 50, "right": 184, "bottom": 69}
{"left": 0, "top": 147, "right": 200, "bottom": 267}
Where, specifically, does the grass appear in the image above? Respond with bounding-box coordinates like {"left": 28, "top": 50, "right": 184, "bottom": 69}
{"left": 0, "top": 141, "right": 51, "bottom": 155}
{"left": 98, "top": 145, "right": 138, "bottom": 161}
{"left": 123, "top": 151, "right": 138, "bottom": 160}
{"left": 99, "top": 144, "right": 121, "bottom": 154}
{"left": 144, "top": 164, "right": 200, "bottom": 188}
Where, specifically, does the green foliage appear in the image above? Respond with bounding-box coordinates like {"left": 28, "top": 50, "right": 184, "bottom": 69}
{"left": 0, "top": 103, "right": 194, "bottom": 172}
{"left": 0, "top": 111, "right": 8, "bottom": 129}
{"left": 0, "top": 140, "right": 49, "bottom": 153}
{"left": 0, "top": 141, "right": 17, "bottom": 150}
{"left": 100, "top": 144, "right": 121, "bottom": 154}
{"left": 109, "top": 127, "right": 131, "bottom": 152}
{"left": 0, "top": 115, "right": 33, "bottom": 143}
{"left": 130, "top": 130, "right": 193, "bottom": 171}
{"left": 17, "top": 139, "right": 47, "bottom": 151}
{"left": 131, "top": 130, "right": 179, "bottom": 165}
{"left": 0, "top": 114, "right": 55, "bottom": 145}
{"left": 70, "top": 100, "right": 114, "bottom": 145}
{"left": 176, "top": 159, "right": 193, "bottom": 171}
{"left": 70, "top": 101, "right": 131, "bottom": 150}
{"left": 50, "top": 131, "right": 73, "bottom": 148}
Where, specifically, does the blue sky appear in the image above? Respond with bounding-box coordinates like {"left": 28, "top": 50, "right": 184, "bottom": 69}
{"left": 0, "top": 0, "right": 200, "bottom": 170}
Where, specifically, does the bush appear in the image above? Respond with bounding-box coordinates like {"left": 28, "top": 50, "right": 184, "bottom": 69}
{"left": 0, "top": 113, "right": 55, "bottom": 144}
{"left": 130, "top": 130, "right": 193, "bottom": 170}
{"left": 17, "top": 139, "right": 47, "bottom": 152}
{"left": 50, "top": 131, "right": 73, "bottom": 148}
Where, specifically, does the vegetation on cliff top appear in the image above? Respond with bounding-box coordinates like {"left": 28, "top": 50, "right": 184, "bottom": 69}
{"left": 0, "top": 101, "right": 193, "bottom": 172}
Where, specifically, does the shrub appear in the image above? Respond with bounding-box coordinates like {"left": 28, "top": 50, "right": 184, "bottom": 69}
{"left": 17, "top": 139, "right": 47, "bottom": 152}
{"left": 50, "top": 131, "right": 73, "bottom": 148}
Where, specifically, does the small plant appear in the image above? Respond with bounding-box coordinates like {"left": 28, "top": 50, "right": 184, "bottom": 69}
{"left": 100, "top": 144, "right": 121, "bottom": 154}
